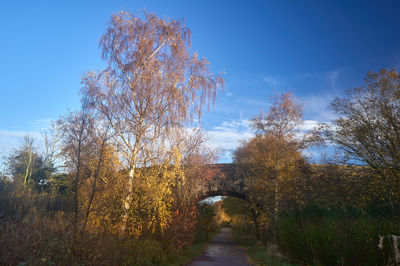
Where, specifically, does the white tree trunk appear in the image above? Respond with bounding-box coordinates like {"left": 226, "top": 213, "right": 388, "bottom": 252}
{"left": 274, "top": 177, "right": 279, "bottom": 223}
{"left": 121, "top": 165, "right": 135, "bottom": 234}
{"left": 23, "top": 144, "right": 33, "bottom": 187}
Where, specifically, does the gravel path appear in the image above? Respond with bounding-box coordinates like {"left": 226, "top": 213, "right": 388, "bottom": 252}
{"left": 187, "top": 228, "right": 252, "bottom": 266}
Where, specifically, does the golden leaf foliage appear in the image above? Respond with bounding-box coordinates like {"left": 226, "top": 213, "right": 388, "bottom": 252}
{"left": 235, "top": 92, "right": 309, "bottom": 224}
{"left": 78, "top": 144, "right": 125, "bottom": 234}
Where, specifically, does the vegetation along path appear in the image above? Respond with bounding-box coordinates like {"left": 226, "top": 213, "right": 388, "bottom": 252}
{"left": 187, "top": 228, "right": 252, "bottom": 266}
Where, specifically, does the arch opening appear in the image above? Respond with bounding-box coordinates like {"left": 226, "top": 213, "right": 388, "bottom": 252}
{"left": 198, "top": 190, "right": 248, "bottom": 203}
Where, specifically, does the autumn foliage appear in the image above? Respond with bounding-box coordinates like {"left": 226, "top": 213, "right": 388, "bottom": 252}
{"left": 0, "top": 10, "right": 222, "bottom": 265}
{"left": 2, "top": 7, "right": 400, "bottom": 265}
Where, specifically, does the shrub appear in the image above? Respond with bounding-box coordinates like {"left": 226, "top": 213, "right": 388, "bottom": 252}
{"left": 0, "top": 180, "right": 214, "bottom": 265}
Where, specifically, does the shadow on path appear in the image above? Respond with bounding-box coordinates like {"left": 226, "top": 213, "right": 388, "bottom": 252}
{"left": 187, "top": 228, "right": 252, "bottom": 266}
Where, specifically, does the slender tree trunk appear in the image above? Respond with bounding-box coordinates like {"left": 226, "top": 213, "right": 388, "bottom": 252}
{"left": 23, "top": 146, "right": 33, "bottom": 187}
{"left": 250, "top": 208, "right": 260, "bottom": 240}
{"left": 244, "top": 206, "right": 248, "bottom": 232}
{"left": 81, "top": 139, "right": 106, "bottom": 235}
{"left": 273, "top": 163, "right": 280, "bottom": 243}
{"left": 274, "top": 161, "right": 280, "bottom": 224}
{"left": 387, "top": 184, "right": 395, "bottom": 216}
{"left": 73, "top": 137, "right": 83, "bottom": 239}
{"left": 274, "top": 177, "right": 279, "bottom": 223}
{"left": 73, "top": 118, "right": 86, "bottom": 240}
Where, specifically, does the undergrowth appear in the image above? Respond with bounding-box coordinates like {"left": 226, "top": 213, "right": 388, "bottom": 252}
{"left": 0, "top": 181, "right": 218, "bottom": 265}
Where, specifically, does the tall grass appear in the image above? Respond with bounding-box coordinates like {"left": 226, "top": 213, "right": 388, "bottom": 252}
{"left": 277, "top": 206, "right": 400, "bottom": 265}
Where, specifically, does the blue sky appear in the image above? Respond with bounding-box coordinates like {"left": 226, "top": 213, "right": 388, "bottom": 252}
{"left": 1, "top": 0, "right": 399, "bottom": 162}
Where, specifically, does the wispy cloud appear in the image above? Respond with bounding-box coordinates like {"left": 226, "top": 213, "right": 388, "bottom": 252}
{"left": 326, "top": 70, "right": 340, "bottom": 89}
{"left": 0, "top": 118, "right": 52, "bottom": 155}
{"left": 0, "top": 129, "right": 39, "bottom": 157}
{"left": 0, "top": 129, "right": 34, "bottom": 138}
{"left": 29, "top": 118, "right": 52, "bottom": 131}
{"left": 302, "top": 94, "right": 337, "bottom": 122}
{"left": 262, "top": 75, "right": 280, "bottom": 88}
{"left": 299, "top": 69, "right": 343, "bottom": 84}
{"left": 227, "top": 73, "right": 285, "bottom": 91}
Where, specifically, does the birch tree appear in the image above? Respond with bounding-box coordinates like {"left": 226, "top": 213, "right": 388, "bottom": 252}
{"left": 252, "top": 93, "right": 303, "bottom": 139}
{"left": 81, "top": 10, "right": 223, "bottom": 233}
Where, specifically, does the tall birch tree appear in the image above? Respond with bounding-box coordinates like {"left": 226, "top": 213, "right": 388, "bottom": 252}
{"left": 81, "top": 11, "right": 223, "bottom": 233}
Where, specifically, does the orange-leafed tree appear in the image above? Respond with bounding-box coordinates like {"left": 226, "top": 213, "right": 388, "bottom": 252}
{"left": 325, "top": 69, "right": 400, "bottom": 211}
{"left": 165, "top": 128, "right": 217, "bottom": 248}
{"left": 235, "top": 93, "right": 308, "bottom": 226}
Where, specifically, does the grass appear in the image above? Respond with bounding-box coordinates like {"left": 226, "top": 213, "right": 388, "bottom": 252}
{"left": 232, "top": 230, "right": 292, "bottom": 266}
{"left": 168, "top": 239, "right": 210, "bottom": 265}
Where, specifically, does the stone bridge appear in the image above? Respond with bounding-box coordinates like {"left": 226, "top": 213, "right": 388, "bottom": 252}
{"left": 198, "top": 163, "right": 257, "bottom": 201}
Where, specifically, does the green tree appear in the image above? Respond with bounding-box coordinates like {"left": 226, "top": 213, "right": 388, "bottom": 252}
{"left": 6, "top": 136, "right": 55, "bottom": 191}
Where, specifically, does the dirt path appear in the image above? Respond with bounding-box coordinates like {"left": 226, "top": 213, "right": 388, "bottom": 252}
{"left": 187, "top": 228, "right": 252, "bottom": 266}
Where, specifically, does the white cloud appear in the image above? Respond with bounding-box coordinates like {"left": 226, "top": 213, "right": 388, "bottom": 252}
{"left": 299, "top": 120, "right": 319, "bottom": 131}
{"left": 299, "top": 118, "right": 336, "bottom": 134}
{"left": 204, "top": 118, "right": 337, "bottom": 163}
{"left": 206, "top": 118, "right": 316, "bottom": 163}
{"left": 205, "top": 119, "right": 254, "bottom": 162}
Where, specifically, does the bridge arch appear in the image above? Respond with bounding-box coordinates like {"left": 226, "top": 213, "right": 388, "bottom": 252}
{"left": 197, "top": 163, "right": 255, "bottom": 203}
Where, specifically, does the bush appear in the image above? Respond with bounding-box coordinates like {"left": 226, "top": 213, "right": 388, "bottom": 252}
{"left": 0, "top": 181, "right": 73, "bottom": 220}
